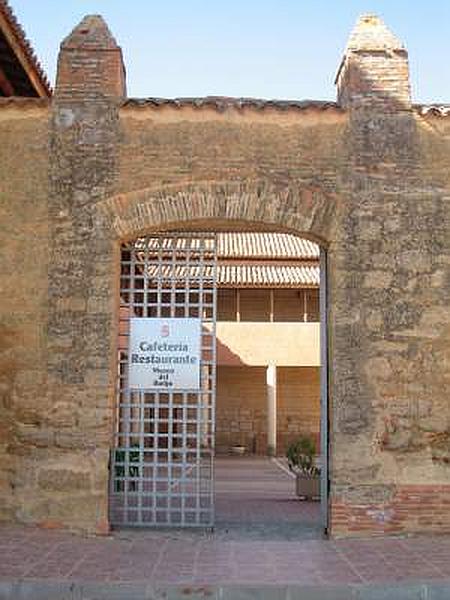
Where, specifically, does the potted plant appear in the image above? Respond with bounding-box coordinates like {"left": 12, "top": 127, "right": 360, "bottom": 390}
{"left": 230, "top": 444, "right": 246, "bottom": 456}
{"left": 286, "top": 434, "right": 320, "bottom": 501}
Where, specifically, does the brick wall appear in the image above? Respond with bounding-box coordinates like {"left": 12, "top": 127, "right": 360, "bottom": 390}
{"left": 116, "top": 104, "right": 346, "bottom": 203}
{"left": 331, "top": 485, "right": 450, "bottom": 536}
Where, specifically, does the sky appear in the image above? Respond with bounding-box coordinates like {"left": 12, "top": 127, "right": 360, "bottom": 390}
{"left": 11, "top": 0, "right": 450, "bottom": 103}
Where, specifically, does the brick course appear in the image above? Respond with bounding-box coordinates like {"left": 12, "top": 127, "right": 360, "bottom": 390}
{"left": 331, "top": 485, "right": 450, "bottom": 536}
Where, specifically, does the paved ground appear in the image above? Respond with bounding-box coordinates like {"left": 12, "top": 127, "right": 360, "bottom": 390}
{"left": 3, "top": 522, "right": 450, "bottom": 584}
{"left": 214, "top": 456, "right": 321, "bottom": 540}
{"left": 1, "top": 458, "right": 450, "bottom": 598}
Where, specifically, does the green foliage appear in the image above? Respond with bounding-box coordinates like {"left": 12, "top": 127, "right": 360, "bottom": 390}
{"left": 286, "top": 435, "right": 320, "bottom": 476}
{"left": 114, "top": 446, "right": 140, "bottom": 492}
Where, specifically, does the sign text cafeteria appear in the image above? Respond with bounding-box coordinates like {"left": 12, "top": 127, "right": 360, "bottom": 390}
{"left": 128, "top": 318, "right": 201, "bottom": 390}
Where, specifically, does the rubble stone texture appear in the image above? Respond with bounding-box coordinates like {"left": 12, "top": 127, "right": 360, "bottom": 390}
{"left": 0, "top": 14, "right": 449, "bottom": 536}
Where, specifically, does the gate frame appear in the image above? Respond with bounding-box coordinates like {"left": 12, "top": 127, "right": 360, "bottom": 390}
{"left": 109, "top": 232, "right": 218, "bottom": 528}
{"left": 320, "top": 248, "right": 330, "bottom": 533}
{"left": 106, "top": 217, "right": 331, "bottom": 534}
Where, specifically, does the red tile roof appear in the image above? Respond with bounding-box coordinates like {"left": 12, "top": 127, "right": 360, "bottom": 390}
{"left": 0, "top": 0, "right": 51, "bottom": 96}
{"left": 142, "top": 263, "right": 318, "bottom": 288}
{"left": 218, "top": 233, "right": 319, "bottom": 260}
{"left": 415, "top": 104, "right": 450, "bottom": 117}
{"left": 217, "top": 234, "right": 319, "bottom": 286}
{"left": 218, "top": 263, "right": 319, "bottom": 287}
{"left": 123, "top": 97, "right": 342, "bottom": 112}
{"left": 132, "top": 233, "right": 320, "bottom": 288}
{"left": 134, "top": 232, "right": 320, "bottom": 259}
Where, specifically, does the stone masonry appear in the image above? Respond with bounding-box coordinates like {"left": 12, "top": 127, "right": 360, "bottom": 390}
{"left": 0, "top": 14, "right": 449, "bottom": 536}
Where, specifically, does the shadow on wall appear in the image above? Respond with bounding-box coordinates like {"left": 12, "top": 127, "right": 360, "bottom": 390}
{"left": 216, "top": 337, "right": 245, "bottom": 366}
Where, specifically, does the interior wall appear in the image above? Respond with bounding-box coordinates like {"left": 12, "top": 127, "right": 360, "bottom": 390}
{"left": 216, "top": 365, "right": 320, "bottom": 456}
{"left": 216, "top": 366, "right": 267, "bottom": 454}
{"left": 277, "top": 367, "right": 321, "bottom": 454}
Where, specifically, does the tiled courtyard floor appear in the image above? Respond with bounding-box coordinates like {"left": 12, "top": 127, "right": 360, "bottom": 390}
{"left": 1, "top": 458, "right": 450, "bottom": 598}
{"left": 214, "top": 456, "right": 321, "bottom": 540}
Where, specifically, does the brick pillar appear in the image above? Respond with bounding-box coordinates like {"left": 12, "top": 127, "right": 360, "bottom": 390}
{"left": 335, "top": 14, "right": 416, "bottom": 172}
{"left": 329, "top": 16, "right": 436, "bottom": 538}
{"left": 55, "top": 15, "right": 126, "bottom": 100}
{"left": 43, "top": 16, "right": 126, "bottom": 532}
{"left": 336, "top": 14, "right": 411, "bottom": 110}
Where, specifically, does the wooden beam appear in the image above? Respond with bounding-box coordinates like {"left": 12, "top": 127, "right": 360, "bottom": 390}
{"left": 303, "top": 289, "right": 308, "bottom": 322}
{"left": 236, "top": 289, "right": 240, "bottom": 322}
{"left": 269, "top": 289, "right": 274, "bottom": 322}
{"left": 0, "top": 65, "right": 14, "bottom": 95}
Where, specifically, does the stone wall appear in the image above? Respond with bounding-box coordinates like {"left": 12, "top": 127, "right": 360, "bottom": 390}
{"left": 0, "top": 13, "right": 449, "bottom": 536}
{"left": 330, "top": 14, "right": 450, "bottom": 536}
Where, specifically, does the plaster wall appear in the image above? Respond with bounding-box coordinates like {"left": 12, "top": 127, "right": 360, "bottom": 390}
{"left": 216, "top": 322, "right": 320, "bottom": 366}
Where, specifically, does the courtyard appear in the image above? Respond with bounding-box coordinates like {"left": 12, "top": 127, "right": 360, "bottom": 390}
{"left": 214, "top": 457, "right": 321, "bottom": 540}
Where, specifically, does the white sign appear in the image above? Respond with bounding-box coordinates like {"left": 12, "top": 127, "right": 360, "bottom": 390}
{"left": 128, "top": 318, "right": 201, "bottom": 391}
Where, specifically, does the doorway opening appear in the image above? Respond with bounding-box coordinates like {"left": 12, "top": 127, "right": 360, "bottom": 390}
{"left": 213, "top": 233, "right": 327, "bottom": 539}
{"left": 109, "top": 229, "right": 329, "bottom": 539}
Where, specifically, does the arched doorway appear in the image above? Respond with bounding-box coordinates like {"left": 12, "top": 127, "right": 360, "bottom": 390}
{"left": 89, "top": 180, "right": 338, "bottom": 535}
{"left": 99, "top": 182, "right": 335, "bottom": 535}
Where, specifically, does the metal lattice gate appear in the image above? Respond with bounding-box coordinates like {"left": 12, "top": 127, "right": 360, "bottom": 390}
{"left": 110, "top": 233, "right": 216, "bottom": 527}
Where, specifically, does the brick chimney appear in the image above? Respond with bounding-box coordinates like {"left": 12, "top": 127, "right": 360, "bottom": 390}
{"left": 336, "top": 15, "right": 411, "bottom": 110}
{"left": 55, "top": 14, "right": 126, "bottom": 101}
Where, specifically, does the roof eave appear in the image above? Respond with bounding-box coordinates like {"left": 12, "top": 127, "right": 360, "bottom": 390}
{"left": 0, "top": 0, "right": 51, "bottom": 97}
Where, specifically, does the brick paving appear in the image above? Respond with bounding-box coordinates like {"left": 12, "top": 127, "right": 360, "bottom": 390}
{"left": 1, "top": 523, "right": 450, "bottom": 589}
{"left": 1, "top": 458, "right": 450, "bottom": 592}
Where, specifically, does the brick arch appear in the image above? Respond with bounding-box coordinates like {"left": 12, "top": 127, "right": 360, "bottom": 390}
{"left": 97, "top": 180, "right": 340, "bottom": 244}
